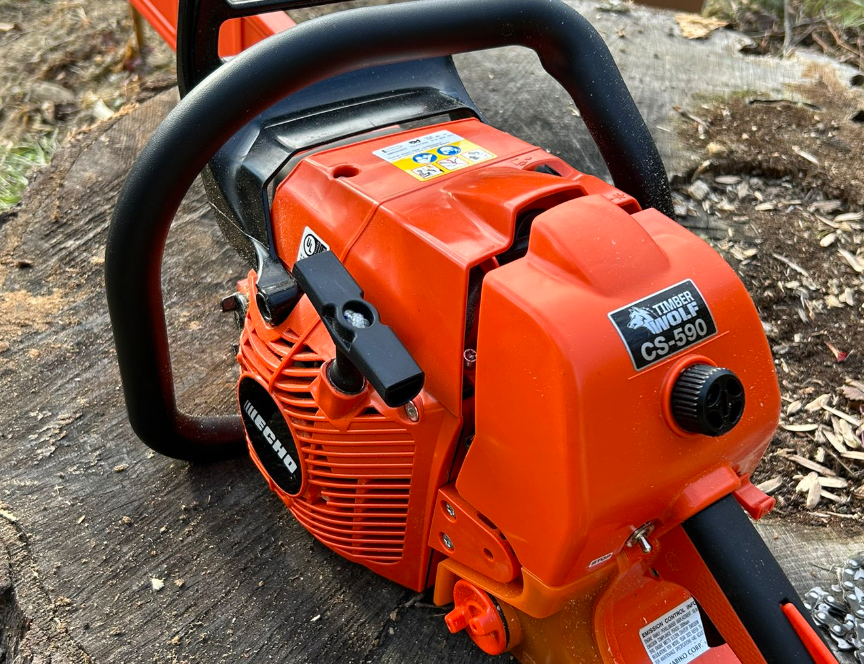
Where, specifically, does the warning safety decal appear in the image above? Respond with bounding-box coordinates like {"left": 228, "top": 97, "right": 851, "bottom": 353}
{"left": 373, "top": 130, "right": 496, "bottom": 181}
{"left": 639, "top": 598, "right": 709, "bottom": 664}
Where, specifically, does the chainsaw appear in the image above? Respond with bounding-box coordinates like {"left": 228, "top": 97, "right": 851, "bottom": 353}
{"left": 106, "top": 1, "right": 839, "bottom": 662}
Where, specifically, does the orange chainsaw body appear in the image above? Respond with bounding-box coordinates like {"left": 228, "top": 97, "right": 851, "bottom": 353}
{"left": 234, "top": 118, "right": 782, "bottom": 662}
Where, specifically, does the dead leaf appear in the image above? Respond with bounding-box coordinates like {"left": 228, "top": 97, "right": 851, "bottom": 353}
{"left": 825, "top": 342, "right": 849, "bottom": 363}
{"left": 675, "top": 14, "right": 728, "bottom": 39}
{"left": 842, "top": 382, "right": 864, "bottom": 402}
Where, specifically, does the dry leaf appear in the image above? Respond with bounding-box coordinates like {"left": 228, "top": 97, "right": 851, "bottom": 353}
{"left": 825, "top": 342, "right": 849, "bottom": 363}
{"left": 675, "top": 14, "right": 728, "bottom": 39}
{"left": 842, "top": 383, "right": 864, "bottom": 402}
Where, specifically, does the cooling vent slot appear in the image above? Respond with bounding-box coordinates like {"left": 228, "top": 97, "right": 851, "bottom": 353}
{"left": 239, "top": 323, "right": 414, "bottom": 564}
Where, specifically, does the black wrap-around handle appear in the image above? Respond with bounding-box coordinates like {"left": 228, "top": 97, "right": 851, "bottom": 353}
{"left": 106, "top": 0, "right": 674, "bottom": 460}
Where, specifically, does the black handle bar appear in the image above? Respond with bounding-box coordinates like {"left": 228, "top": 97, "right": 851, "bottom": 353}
{"left": 106, "top": 0, "right": 674, "bottom": 460}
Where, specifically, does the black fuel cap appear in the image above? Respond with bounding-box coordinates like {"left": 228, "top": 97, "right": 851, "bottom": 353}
{"left": 671, "top": 364, "right": 745, "bottom": 436}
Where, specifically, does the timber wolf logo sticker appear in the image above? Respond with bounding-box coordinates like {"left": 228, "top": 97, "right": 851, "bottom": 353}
{"left": 609, "top": 280, "right": 718, "bottom": 371}
{"left": 627, "top": 307, "right": 657, "bottom": 331}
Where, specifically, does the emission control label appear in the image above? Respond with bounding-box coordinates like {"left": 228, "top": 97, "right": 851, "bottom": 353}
{"left": 373, "top": 130, "right": 496, "bottom": 181}
{"left": 608, "top": 280, "right": 717, "bottom": 371}
{"left": 639, "top": 598, "right": 709, "bottom": 664}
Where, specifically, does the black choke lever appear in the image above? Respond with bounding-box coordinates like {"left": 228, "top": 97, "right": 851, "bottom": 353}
{"left": 291, "top": 251, "right": 424, "bottom": 408}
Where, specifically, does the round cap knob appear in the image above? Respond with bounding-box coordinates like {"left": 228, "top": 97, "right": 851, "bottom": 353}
{"left": 671, "top": 364, "right": 745, "bottom": 436}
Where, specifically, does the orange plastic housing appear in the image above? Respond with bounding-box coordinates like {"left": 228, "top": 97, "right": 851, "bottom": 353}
{"left": 128, "top": 0, "right": 293, "bottom": 54}
{"left": 237, "top": 117, "right": 783, "bottom": 661}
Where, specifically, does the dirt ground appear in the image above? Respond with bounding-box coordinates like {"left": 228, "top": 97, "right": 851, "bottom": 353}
{"left": 674, "top": 67, "right": 864, "bottom": 526}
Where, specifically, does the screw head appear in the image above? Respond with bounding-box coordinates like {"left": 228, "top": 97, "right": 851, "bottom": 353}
{"left": 442, "top": 533, "right": 454, "bottom": 550}
{"left": 444, "top": 502, "right": 456, "bottom": 518}
{"left": 404, "top": 401, "right": 420, "bottom": 422}
{"left": 463, "top": 348, "right": 477, "bottom": 370}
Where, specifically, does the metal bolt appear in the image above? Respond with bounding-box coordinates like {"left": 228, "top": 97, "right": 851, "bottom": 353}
{"left": 463, "top": 348, "right": 477, "bottom": 370}
{"left": 442, "top": 533, "right": 454, "bottom": 550}
{"left": 404, "top": 401, "right": 419, "bottom": 422}
{"left": 626, "top": 523, "right": 655, "bottom": 555}
{"left": 444, "top": 502, "right": 456, "bottom": 518}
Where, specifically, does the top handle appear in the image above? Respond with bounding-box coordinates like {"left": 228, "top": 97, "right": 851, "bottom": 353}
{"left": 177, "top": 0, "right": 353, "bottom": 95}
{"left": 107, "top": 0, "right": 674, "bottom": 461}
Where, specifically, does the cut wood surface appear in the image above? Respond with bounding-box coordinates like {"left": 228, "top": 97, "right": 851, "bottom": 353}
{"left": 1, "top": 5, "right": 862, "bottom": 662}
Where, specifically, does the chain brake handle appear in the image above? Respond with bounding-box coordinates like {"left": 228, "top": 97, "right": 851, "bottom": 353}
{"left": 106, "top": 0, "right": 674, "bottom": 460}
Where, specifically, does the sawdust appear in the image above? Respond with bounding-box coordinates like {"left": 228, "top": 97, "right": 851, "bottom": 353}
{"left": 675, "top": 13, "right": 729, "bottom": 40}
{"left": 0, "top": 289, "right": 65, "bottom": 350}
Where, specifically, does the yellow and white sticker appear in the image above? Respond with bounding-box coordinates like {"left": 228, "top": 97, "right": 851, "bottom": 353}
{"left": 373, "top": 130, "right": 496, "bottom": 181}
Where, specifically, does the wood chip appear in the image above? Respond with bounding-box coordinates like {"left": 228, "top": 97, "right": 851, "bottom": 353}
{"left": 824, "top": 405, "right": 862, "bottom": 427}
{"left": 792, "top": 146, "right": 820, "bottom": 165}
{"left": 772, "top": 253, "right": 810, "bottom": 277}
{"left": 781, "top": 423, "right": 819, "bottom": 432}
{"left": 806, "top": 477, "right": 822, "bottom": 509}
{"left": 796, "top": 472, "right": 818, "bottom": 493}
{"left": 785, "top": 400, "right": 803, "bottom": 416}
{"left": 835, "top": 417, "right": 861, "bottom": 449}
{"left": 839, "top": 248, "right": 864, "bottom": 273}
{"left": 835, "top": 212, "right": 864, "bottom": 223}
{"left": 805, "top": 394, "right": 830, "bottom": 412}
{"left": 820, "top": 233, "right": 838, "bottom": 247}
{"left": 821, "top": 489, "right": 848, "bottom": 504}
{"left": 823, "top": 429, "right": 848, "bottom": 454}
{"left": 784, "top": 454, "right": 837, "bottom": 476}
{"left": 841, "top": 451, "right": 864, "bottom": 461}
{"left": 818, "top": 477, "right": 848, "bottom": 489}
{"left": 756, "top": 476, "right": 783, "bottom": 494}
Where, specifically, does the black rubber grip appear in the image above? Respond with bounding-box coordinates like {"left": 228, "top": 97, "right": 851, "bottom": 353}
{"left": 107, "top": 0, "right": 673, "bottom": 459}
{"left": 683, "top": 495, "right": 830, "bottom": 663}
